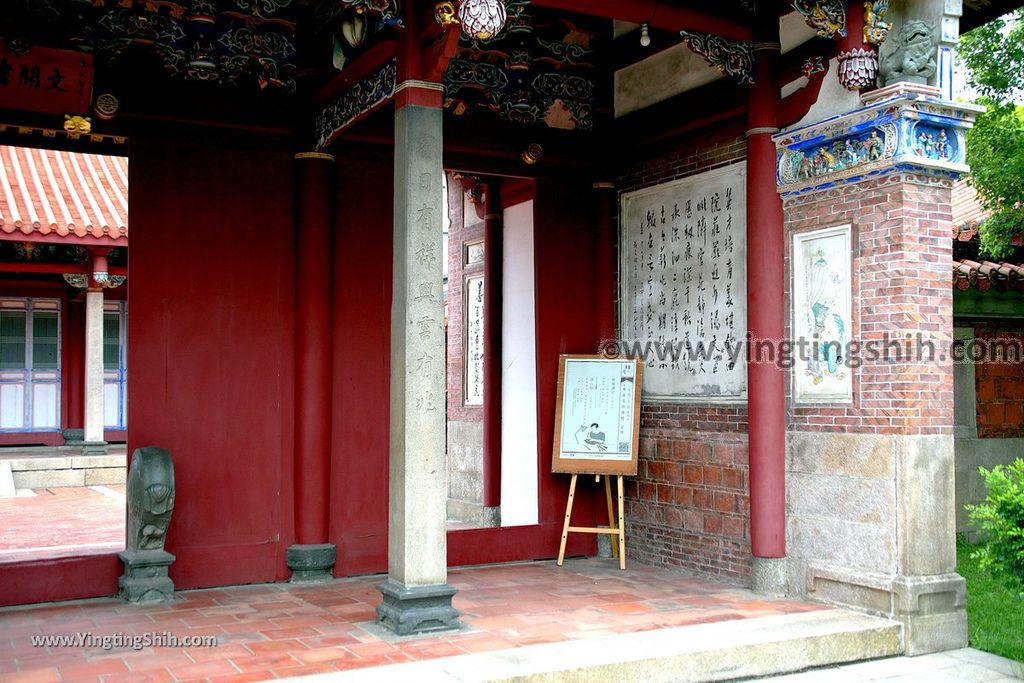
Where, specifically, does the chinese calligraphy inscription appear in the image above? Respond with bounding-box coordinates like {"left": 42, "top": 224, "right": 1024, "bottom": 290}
{"left": 464, "top": 275, "right": 485, "bottom": 406}
{"left": 620, "top": 163, "right": 748, "bottom": 402}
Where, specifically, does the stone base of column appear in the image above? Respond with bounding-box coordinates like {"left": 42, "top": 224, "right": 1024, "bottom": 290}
{"left": 894, "top": 573, "right": 968, "bottom": 656}
{"left": 752, "top": 557, "right": 788, "bottom": 596}
{"left": 805, "top": 566, "right": 967, "bottom": 655}
{"left": 286, "top": 543, "right": 336, "bottom": 582}
{"left": 62, "top": 428, "right": 85, "bottom": 446}
{"left": 118, "top": 549, "right": 175, "bottom": 603}
{"left": 81, "top": 441, "right": 108, "bottom": 455}
{"left": 376, "top": 579, "right": 461, "bottom": 636}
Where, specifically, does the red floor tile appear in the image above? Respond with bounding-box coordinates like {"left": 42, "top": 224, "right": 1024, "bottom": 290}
{"left": 0, "top": 486, "right": 125, "bottom": 562}
{"left": 0, "top": 559, "right": 825, "bottom": 683}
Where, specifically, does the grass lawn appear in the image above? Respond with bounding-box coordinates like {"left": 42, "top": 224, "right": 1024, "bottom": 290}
{"left": 957, "top": 542, "right": 1024, "bottom": 662}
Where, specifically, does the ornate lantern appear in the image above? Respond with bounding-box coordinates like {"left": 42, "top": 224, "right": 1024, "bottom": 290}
{"left": 458, "top": 0, "right": 507, "bottom": 41}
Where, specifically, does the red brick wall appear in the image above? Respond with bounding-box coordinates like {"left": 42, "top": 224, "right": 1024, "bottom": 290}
{"left": 784, "top": 173, "right": 954, "bottom": 436}
{"left": 618, "top": 133, "right": 753, "bottom": 582}
{"left": 973, "top": 325, "right": 1024, "bottom": 438}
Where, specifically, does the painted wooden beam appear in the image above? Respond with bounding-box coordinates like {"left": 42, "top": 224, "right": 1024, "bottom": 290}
{"left": 530, "top": 0, "right": 752, "bottom": 42}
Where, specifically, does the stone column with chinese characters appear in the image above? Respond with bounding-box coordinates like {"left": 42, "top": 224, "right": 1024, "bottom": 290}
{"left": 84, "top": 285, "right": 105, "bottom": 452}
{"left": 376, "top": 79, "right": 460, "bottom": 636}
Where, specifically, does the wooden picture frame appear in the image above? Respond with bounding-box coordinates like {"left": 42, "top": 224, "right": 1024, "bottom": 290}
{"left": 551, "top": 354, "right": 643, "bottom": 476}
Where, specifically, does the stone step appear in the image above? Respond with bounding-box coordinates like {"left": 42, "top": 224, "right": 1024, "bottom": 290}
{"left": 2, "top": 454, "right": 126, "bottom": 471}
{"left": 283, "top": 608, "right": 903, "bottom": 683}
{"left": 0, "top": 461, "right": 15, "bottom": 497}
{"left": 0, "top": 450, "right": 127, "bottom": 488}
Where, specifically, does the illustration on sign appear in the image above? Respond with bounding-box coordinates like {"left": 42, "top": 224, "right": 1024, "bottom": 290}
{"left": 793, "top": 224, "right": 854, "bottom": 403}
{"left": 558, "top": 358, "right": 636, "bottom": 462}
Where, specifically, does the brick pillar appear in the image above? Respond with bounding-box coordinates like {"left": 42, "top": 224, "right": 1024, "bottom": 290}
{"left": 775, "top": 84, "right": 982, "bottom": 655}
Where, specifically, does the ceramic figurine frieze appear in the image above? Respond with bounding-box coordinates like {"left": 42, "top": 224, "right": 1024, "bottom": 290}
{"left": 781, "top": 124, "right": 896, "bottom": 184}
{"left": 912, "top": 124, "right": 954, "bottom": 161}
{"left": 774, "top": 89, "right": 980, "bottom": 196}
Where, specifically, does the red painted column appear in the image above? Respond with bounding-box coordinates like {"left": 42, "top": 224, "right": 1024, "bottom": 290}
{"left": 838, "top": 0, "right": 867, "bottom": 54}
{"left": 289, "top": 151, "right": 336, "bottom": 580}
{"left": 746, "top": 23, "right": 787, "bottom": 569}
{"left": 482, "top": 181, "right": 502, "bottom": 508}
{"left": 66, "top": 296, "right": 85, "bottom": 433}
{"left": 593, "top": 181, "right": 617, "bottom": 345}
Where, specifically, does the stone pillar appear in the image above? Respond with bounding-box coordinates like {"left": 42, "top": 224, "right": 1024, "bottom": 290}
{"left": 376, "top": 79, "right": 460, "bottom": 636}
{"left": 774, "top": 85, "right": 982, "bottom": 655}
{"left": 482, "top": 181, "right": 502, "bottom": 511}
{"left": 83, "top": 255, "right": 107, "bottom": 454}
{"left": 746, "top": 22, "right": 787, "bottom": 595}
{"left": 593, "top": 180, "right": 617, "bottom": 345}
{"left": 287, "top": 151, "right": 336, "bottom": 582}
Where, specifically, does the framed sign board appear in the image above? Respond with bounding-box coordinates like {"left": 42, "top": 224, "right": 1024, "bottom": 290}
{"left": 551, "top": 355, "right": 643, "bottom": 476}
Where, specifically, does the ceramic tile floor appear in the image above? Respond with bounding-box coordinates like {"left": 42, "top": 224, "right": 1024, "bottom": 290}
{"left": 0, "top": 558, "right": 824, "bottom": 682}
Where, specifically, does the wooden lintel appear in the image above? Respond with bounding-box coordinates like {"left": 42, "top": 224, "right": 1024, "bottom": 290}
{"left": 530, "top": 0, "right": 752, "bottom": 42}
{"left": 313, "top": 39, "right": 397, "bottom": 107}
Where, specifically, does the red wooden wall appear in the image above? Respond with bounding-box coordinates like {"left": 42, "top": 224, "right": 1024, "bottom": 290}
{"left": 0, "top": 136, "right": 602, "bottom": 605}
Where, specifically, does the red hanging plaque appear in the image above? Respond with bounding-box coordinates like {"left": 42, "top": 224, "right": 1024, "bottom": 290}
{"left": 0, "top": 41, "right": 93, "bottom": 116}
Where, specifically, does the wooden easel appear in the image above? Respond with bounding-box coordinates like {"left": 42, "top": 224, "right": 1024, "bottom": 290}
{"left": 557, "top": 473, "right": 626, "bottom": 570}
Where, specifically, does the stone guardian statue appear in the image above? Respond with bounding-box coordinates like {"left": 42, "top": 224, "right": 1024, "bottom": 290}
{"left": 879, "top": 21, "right": 937, "bottom": 86}
{"left": 118, "top": 447, "right": 176, "bottom": 603}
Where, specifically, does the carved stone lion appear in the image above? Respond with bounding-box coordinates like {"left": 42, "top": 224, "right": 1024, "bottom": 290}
{"left": 879, "top": 21, "right": 937, "bottom": 86}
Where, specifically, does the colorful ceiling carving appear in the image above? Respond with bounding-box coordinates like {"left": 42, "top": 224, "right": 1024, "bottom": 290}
{"left": 679, "top": 30, "right": 754, "bottom": 86}
{"left": 442, "top": 1, "right": 601, "bottom": 131}
{"left": 2, "top": 0, "right": 301, "bottom": 91}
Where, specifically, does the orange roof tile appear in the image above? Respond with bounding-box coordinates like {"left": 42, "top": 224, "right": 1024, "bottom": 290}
{"left": 0, "top": 146, "right": 127, "bottom": 243}
{"left": 954, "top": 259, "right": 1024, "bottom": 294}
{"left": 952, "top": 179, "right": 990, "bottom": 227}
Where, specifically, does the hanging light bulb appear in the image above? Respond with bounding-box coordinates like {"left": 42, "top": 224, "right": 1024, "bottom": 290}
{"left": 640, "top": 23, "right": 651, "bottom": 47}
{"left": 458, "top": 0, "right": 507, "bottom": 41}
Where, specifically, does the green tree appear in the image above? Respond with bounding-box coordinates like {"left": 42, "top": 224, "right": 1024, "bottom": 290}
{"left": 960, "top": 11, "right": 1024, "bottom": 258}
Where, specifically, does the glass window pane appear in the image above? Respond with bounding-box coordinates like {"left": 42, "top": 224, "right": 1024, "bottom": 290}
{"left": 0, "top": 310, "right": 25, "bottom": 337}
{"left": 32, "top": 341, "right": 58, "bottom": 369}
{"left": 31, "top": 312, "right": 59, "bottom": 370}
{"left": 0, "top": 311, "right": 26, "bottom": 370}
{"left": 33, "top": 312, "right": 58, "bottom": 340}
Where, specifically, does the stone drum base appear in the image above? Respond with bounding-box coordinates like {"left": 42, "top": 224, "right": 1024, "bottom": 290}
{"left": 118, "top": 549, "right": 175, "bottom": 603}
{"left": 286, "top": 543, "right": 336, "bottom": 582}
{"left": 376, "top": 579, "right": 461, "bottom": 636}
